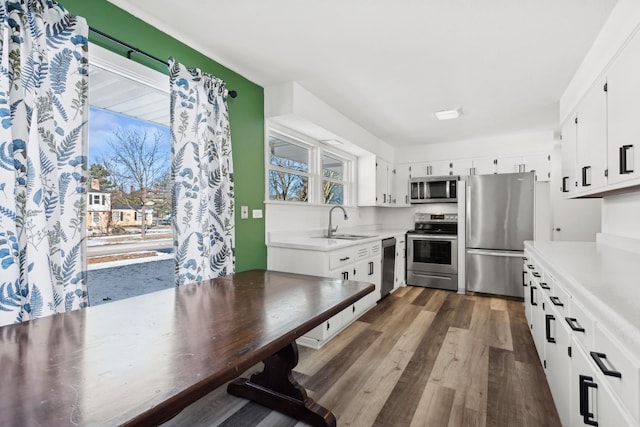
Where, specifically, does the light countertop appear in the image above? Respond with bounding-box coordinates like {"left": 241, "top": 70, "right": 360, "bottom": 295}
{"left": 525, "top": 240, "right": 640, "bottom": 357}
{"left": 267, "top": 228, "right": 408, "bottom": 251}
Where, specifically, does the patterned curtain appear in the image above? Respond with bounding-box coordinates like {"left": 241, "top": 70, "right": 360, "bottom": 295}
{"left": 0, "top": 1, "right": 89, "bottom": 326}
{"left": 169, "top": 59, "right": 235, "bottom": 286}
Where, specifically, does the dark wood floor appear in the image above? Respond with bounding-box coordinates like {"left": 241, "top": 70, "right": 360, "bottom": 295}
{"left": 163, "top": 286, "right": 561, "bottom": 427}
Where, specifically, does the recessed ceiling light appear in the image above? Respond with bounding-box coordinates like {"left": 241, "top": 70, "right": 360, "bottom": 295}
{"left": 434, "top": 108, "right": 462, "bottom": 120}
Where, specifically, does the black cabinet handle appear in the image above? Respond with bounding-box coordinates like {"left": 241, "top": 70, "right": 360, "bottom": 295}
{"left": 550, "top": 296, "right": 564, "bottom": 307}
{"left": 619, "top": 144, "right": 634, "bottom": 174}
{"left": 342, "top": 271, "right": 349, "bottom": 280}
{"left": 579, "top": 375, "right": 598, "bottom": 426}
{"left": 340, "top": 256, "right": 350, "bottom": 262}
{"left": 565, "top": 317, "right": 585, "bottom": 333}
{"left": 369, "top": 261, "right": 374, "bottom": 275}
{"left": 532, "top": 272, "right": 541, "bottom": 278}
{"left": 561, "top": 176, "right": 570, "bottom": 193}
{"left": 527, "top": 264, "right": 534, "bottom": 269}
{"left": 590, "top": 352, "right": 622, "bottom": 378}
{"left": 327, "top": 321, "right": 330, "bottom": 330}
{"left": 540, "top": 282, "right": 550, "bottom": 290}
{"left": 352, "top": 305, "right": 356, "bottom": 313}
{"left": 545, "top": 314, "right": 556, "bottom": 343}
{"left": 530, "top": 286, "right": 538, "bottom": 306}
{"left": 581, "top": 165, "right": 592, "bottom": 186}
{"left": 522, "top": 271, "right": 528, "bottom": 287}
{"left": 522, "top": 256, "right": 528, "bottom": 261}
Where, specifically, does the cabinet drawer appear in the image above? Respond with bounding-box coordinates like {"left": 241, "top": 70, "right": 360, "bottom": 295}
{"left": 305, "top": 311, "right": 344, "bottom": 340}
{"left": 355, "top": 244, "right": 369, "bottom": 261}
{"left": 568, "top": 298, "right": 594, "bottom": 351}
{"left": 539, "top": 270, "right": 554, "bottom": 296}
{"left": 594, "top": 323, "right": 640, "bottom": 422}
{"left": 329, "top": 247, "right": 356, "bottom": 270}
{"left": 547, "top": 280, "right": 568, "bottom": 317}
{"left": 368, "top": 241, "right": 381, "bottom": 258}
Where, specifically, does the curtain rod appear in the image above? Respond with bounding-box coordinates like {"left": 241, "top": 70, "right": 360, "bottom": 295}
{"left": 88, "top": 27, "right": 238, "bottom": 98}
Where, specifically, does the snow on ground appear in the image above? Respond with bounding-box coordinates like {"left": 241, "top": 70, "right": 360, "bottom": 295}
{"left": 87, "top": 257, "right": 174, "bottom": 307}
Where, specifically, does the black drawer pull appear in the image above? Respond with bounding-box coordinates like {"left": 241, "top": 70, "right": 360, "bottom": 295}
{"left": 530, "top": 286, "right": 537, "bottom": 306}
{"left": 565, "top": 317, "right": 585, "bottom": 332}
{"left": 527, "top": 264, "right": 534, "bottom": 269}
{"left": 590, "top": 352, "right": 622, "bottom": 378}
{"left": 550, "top": 296, "right": 564, "bottom": 307}
{"left": 540, "top": 282, "right": 550, "bottom": 290}
{"left": 532, "top": 272, "right": 541, "bottom": 278}
{"left": 522, "top": 271, "right": 528, "bottom": 287}
{"left": 579, "top": 375, "right": 598, "bottom": 426}
{"left": 339, "top": 256, "right": 350, "bottom": 261}
{"left": 522, "top": 257, "right": 528, "bottom": 261}
{"left": 545, "top": 314, "right": 556, "bottom": 343}
{"left": 620, "top": 144, "right": 634, "bottom": 174}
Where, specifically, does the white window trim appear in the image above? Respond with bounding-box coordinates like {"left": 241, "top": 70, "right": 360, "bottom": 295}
{"left": 265, "top": 126, "right": 356, "bottom": 207}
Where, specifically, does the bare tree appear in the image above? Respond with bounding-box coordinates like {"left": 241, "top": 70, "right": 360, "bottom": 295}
{"left": 101, "top": 127, "right": 169, "bottom": 238}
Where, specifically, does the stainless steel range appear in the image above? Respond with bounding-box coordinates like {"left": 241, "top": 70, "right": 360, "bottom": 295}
{"left": 406, "top": 213, "right": 458, "bottom": 291}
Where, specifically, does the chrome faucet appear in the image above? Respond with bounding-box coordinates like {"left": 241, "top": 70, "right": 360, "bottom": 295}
{"left": 328, "top": 205, "right": 348, "bottom": 237}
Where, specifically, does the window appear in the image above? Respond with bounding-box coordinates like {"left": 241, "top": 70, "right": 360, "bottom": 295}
{"left": 268, "top": 136, "right": 309, "bottom": 202}
{"left": 267, "top": 130, "right": 354, "bottom": 205}
{"left": 86, "top": 44, "right": 173, "bottom": 307}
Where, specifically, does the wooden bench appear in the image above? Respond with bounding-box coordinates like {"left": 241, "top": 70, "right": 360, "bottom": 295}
{"left": 0, "top": 269, "right": 373, "bottom": 426}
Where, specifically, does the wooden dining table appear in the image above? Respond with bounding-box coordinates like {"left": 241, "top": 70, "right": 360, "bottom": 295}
{"left": 0, "top": 269, "right": 374, "bottom": 427}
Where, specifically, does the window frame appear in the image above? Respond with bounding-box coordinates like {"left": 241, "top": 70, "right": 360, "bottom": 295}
{"left": 265, "top": 127, "right": 356, "bottom": 206}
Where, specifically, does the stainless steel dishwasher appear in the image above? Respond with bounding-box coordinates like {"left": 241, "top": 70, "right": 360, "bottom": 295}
{"left": 381, "top": 237, "right": 396, "bottom": 299}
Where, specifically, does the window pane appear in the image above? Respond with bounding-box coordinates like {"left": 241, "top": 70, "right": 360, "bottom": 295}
{"left": 323, "top": 181, "right": 344, "bottom": 205}
{"left": 322, "top": 154, "right": 344, "bottom": 180}
{"left": 269, "top": 137, "right": 309, "bottom": 172}
{"left": 269, "top": 170, "right": 308, "bottom": 201}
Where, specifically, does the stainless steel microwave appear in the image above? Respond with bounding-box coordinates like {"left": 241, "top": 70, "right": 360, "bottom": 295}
{"left": 409, "top": 176, "right": 458, "bottom": 203}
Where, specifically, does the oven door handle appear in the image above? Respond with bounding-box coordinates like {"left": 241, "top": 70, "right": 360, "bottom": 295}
{"left": 466, "top": 248, "right": 524, "bottom": 257}
{"left": 409, "top": 234, "right": 457, "bottom": 241}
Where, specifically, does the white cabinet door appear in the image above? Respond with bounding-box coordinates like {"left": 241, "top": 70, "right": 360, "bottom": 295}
{"left": 571, "top": 339, "right": 635, "bottom": 427}
{"left": 395, "top": 165, "right": 411, "bottom": 206}
{"left": 426, "top": 160, "right": 453, "bottom": 176}
{"left": 496, "top": 156, "right": 521, "bottom": 174}
{"left": 451, "top": 158, "right": 473, "bottom": 177}
{"left": 376, "top": 158, "right": 391, "bottom": 205}
{"left": 545, "top": 311, "right": 572, "bottom": 427}
{"left": 472, "top": 157, "right": 498, "bottom": 175}
{"left": 560, "top": 114, "right": 579, "bottom": 195}
{"left": 523, "top": 153, "right": 551, "bottom": 182}
{"left": 394, "top": 235, "right": 406, "bottom": 288}
{"left": 576, "top": 78, "right": 608, "bottom": 191}
{"left": 607, "top": 29, "right": 640, "bottom": 185}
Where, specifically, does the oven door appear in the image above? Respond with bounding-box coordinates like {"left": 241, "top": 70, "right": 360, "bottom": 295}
{"left": 407, "top": 233, "right": 458, "bottom": 275}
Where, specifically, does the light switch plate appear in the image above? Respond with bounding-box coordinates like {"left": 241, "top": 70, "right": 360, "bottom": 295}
{"left": 252, "top": 209, "right": 263, "bottom": 219}
{"left": 240, "top": 206, "right": 248, "bottom": 219}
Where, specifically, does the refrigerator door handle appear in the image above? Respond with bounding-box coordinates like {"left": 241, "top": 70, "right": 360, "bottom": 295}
{"left": 466, "top": 249, "right": 524, "bottom": 257}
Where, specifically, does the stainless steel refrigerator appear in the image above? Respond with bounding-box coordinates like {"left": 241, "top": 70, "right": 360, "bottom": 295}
{"left": 465, "top": 172, "right": 534, "bottom": 298}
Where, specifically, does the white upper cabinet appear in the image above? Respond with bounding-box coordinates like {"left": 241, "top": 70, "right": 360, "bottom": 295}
{"left": 358, "top": 155, "right": 395, "bottom": 206}
{"left": 576, "top": 77, "right": 608, "bottom": 191}
{"left": 607, "top": 30, "right": 640, "bottom": 185}
{"left": 471, "top": 157, "right": 498, "bottom": 175}
{"left": 395, "top": 164, "right": 411, "bottom": 207}
{"left": 560, "top": 115, "right": 578, "bottom": 195}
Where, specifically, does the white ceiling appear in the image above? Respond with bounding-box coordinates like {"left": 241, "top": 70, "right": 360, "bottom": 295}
{"left": 107, "top": 0, "right": 617, "bottom": 146}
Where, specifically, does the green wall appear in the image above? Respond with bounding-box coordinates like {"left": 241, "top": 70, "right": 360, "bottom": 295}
{"left": 60, "top": 0, "right": 266, "bottom": 272}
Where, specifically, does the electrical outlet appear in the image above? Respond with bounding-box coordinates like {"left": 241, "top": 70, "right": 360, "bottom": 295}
{"left": 252, "top": 209, "right": 263, "bottom": 219}
{"left": 240, "top": 206, "right": 248, "bottom": 219}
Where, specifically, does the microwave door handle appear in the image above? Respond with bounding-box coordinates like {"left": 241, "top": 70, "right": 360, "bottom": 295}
{"left": 446, "top": 181, "right": 450, "bottom": 199}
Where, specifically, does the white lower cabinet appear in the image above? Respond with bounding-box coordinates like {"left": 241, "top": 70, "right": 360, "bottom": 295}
{"left": 524, "top": 248, "right": 639, "bottom": 426}
{"left": 571, "top": 339, "right": 635, "bottom": 427}
{"left": 394, "top": 233, "right": 406, "bottom": 288}
{"left": 268, "top": 240, "right": 382, "bottom": 348}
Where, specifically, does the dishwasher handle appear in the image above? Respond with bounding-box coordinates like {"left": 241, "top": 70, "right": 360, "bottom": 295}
{"left": 382, "top": 237, "right": 397, "bottom": 248}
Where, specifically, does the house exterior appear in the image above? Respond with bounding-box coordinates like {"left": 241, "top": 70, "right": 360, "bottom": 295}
{"left": 111, "top": 205, "right": 154, "bottom": 228}
{"left": 87, "top": 179, "right": 112, "bottom": 232}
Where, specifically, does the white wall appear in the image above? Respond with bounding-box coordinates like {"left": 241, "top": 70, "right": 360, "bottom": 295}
{"left": 395, "top": 130, "right": 553, "bottom": 164}
{"left": 265, "top": 204, "right": 378, "bottom": 235}
{"left": 602, "top": 193, "right": 640, "bottom": 239}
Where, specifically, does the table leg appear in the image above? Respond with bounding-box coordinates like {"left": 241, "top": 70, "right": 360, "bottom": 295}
{"left": 227, "top": 341, "right": 336, "bottom": 427}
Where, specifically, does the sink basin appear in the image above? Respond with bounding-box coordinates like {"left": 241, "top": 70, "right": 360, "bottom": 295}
{"left": 313, "top": 234, "right": 375, "bottom": 240}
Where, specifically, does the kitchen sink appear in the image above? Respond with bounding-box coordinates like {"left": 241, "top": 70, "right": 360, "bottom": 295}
{"left": 313, "top": 234, "right": 375, "bottom": 240}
